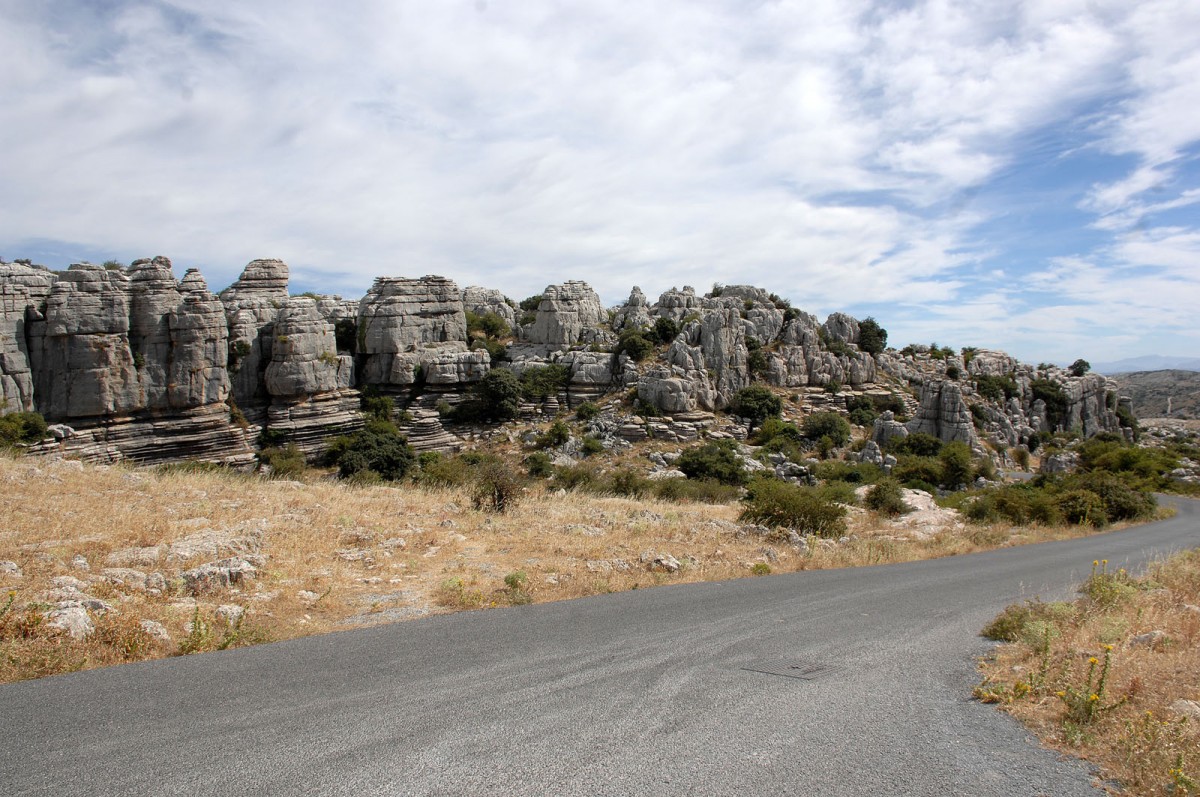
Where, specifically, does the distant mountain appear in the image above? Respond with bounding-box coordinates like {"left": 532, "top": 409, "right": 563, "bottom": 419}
{"left": 1093, "top": 355, "right": 1200, "bottom": 375}
{"left": 1110, "top": 370, "right": 1200, "bottom": 420}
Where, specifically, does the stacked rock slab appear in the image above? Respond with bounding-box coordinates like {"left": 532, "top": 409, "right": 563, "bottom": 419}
{"left": 357, "top": 276, "right": 473, "bottom": 389}
{"left": 461, "top": 286, "right": 516, "bottom": 329}
{"left": 905, "top": 380, "right": 979, "bottom": 446}
{"left": 0, "top": 263, "right": 55, "bottom": 412}
{"left": 263, "top": 297, "right": 362, "bottom": 456}
{"left": 220, "top": 259, "right": 291, "bottom": 425}
{"left": 20, "top": 260, "right": 252, "bottom": 464}
{"left": 520, "top": 281, "right": 606, "bottom": 350}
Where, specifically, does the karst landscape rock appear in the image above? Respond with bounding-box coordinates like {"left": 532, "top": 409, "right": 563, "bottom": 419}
{"left": 0, "top": 256, "right": 1133, "bottom": 465}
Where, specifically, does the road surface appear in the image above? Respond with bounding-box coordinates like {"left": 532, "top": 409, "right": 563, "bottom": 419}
{"left": 3, "top": 498, "right": 1199, "bottom": 796}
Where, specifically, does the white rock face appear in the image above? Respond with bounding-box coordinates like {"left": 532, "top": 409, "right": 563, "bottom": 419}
{"left": 462, "top": 286, "right": 516, "bottom": 328}
{"left": 357, "top": 276, "right": 468, "bottom": 386}
{"left": 522, "top": 281, "right": 605, "bottom": 347}
{"left": 264, "top": 298, "right": 342, "bottom": 397}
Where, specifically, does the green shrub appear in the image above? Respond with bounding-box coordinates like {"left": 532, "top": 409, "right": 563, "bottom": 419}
{"left": 739, "top": 479, "right": 847, "bottom": 537}
{"left": 864, "top": 478, "right": 911, "bottom": 516}
{"left": 1065, "top": 471, "right": 1155, "bottom": 521}
{"left": 455, "top": 368, "right": 522, "bottom": 422}
{"left": 801, "top": 412, "right": 851, "bottom": 447}
{"left": 536, "top": 420, "right": 571, "bottom": 449}
{"left": 753, "top": 417, "right": 804, "bottom": 447}
{"left": 845, "top": 395, "right": 878, "bottom": 427}
{"left": 575, "top": 401, "right": 601, "bottom": 421}
{"left": 599, "top": 467, "right": 653, "bottom": 498}
{"left": 616, "top": 328, "right": 655, "bottom": 362}
{"left": 258, "top": 443, "right": 307, "bottom": 479}
{"left": 324, "top": 421, "right": 415, "bottom": 481}
{"left": 981, "top": 600, "right": 1072, "bottom": 642}
{"left": 892, "top": 455, "right": 943, "bottom": 489}
{"left": 1030, "top": 378, "right": 1069, "bottom": 430}
{"left": 652, "top": 477, "right": 741, "bottom": 504}
{"left": 362, "top": 394, "right": 394, "bottom": 422}
{"left": 0, "top": 411, "right": 47, "bottom": 447}
{"left": 974, "top": 374, "right": 1018, "bottom": 401}
{"left": 581, "top": 436, "right": 604, "bottom": 457}
{"left": 555, "top": 463, "right": 598, "bottom": 490}
{"left": 731, "top": 385, "right": 782, "bottom": 428}
{"left": 1055, "top": 489, "right": 1108, "bottom": 527}
{"left": 652, "top": 317, "right": 679, "bottom": 344}
{"left": 466, "top": 310, "right": 511, "bottom": 340}
{"left": 524, "top": 452, "right": 554, "bottom": 478}
{"left": 519, "top": 294, "right": 543, "bottom": 312}
{"left": 939, "top": 441, "right": 974, "bottom": 490}
{"left": 416, "top": 453, "right": 472, "bottom": 487}
{"left": 886, "top": 432, "right": 943, "bottom": 457}
{"left": 520, "top": 364, "right": 570, "bottom": 401}
{"left": 810, "top": 460, "right": 882, "bottom": 484}
{"left": 677, "top": 440, "right": 749, "bottom": 486}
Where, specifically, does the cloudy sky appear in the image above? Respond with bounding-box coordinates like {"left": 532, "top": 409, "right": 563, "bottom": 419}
{"left": 1, "top": 0, "right": 1197, "bottom": 364}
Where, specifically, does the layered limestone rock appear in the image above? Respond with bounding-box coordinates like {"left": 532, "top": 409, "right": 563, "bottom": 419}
{"left": 30, "top": 265, "right": 142, "bottom": 418}
{"left": 521, "top": 281, "right": 605, "bottom": 348}
{"left": 0, "top": 264, "right": 55, "bottom": 412}
{"left": 906, "top": 380, "right": 978, "bottom": 445}
{"left": 221, "top": 259, "right": 291, "bottom": 420}
{"left": 612, "top": 287, "right": 652, "bottom": 332}
{"left": 462, "top": 286, "right": 516, "bottom": 329}
{"left": 653, "top": 286, "right": 705, "bottom": 322}
{"left": 358, "top": 276, "right": 468, "bottom": 388}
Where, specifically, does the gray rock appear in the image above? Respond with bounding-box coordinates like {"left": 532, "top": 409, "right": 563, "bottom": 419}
{"left": 1128, "top": 630, "right": 1167, "bottom": 648}
{"left": 357, "top": 276, "right": 468, "bottom": 386}
{"left": 521, "top": 281, "right": 605, "bottom": 348}
{"left": 264, "top": 298, "right": 343, "bottom": 397}
{"left": 140, "top": 619, "right": 171, "bottom": 641}
{"left": 872, "top": 411, "right": 909, "bottom": 447}
{"left": 0, "top": 560, "right": 22, "bottom": 578}
{"left": 906, "top": 381, "right": 978, "bottom": 445}
{"left": 1040, "top": 451, "right": 1080, "bottom": 475}
{"left": 46, "top": 604, "right": 93, "bottom": 639}
{"left": 612, "top": 287, "right": 652, "bottom": 332}
{"left": 181, "top": 558, "right": 258, "bottom": 594}
{"left": 216, "top": 604, "right": 246, "bottom": 624}
{"left": 461, "top": 286, "right": 516, "bottom": 328}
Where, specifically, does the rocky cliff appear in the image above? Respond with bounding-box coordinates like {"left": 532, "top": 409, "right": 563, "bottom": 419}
{"left": 0, "top": 257, "right": 1133, "bottom": 464}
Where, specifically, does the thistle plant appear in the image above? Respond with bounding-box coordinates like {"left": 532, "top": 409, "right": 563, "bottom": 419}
{"left": 1056, "top": 644, "right": 1125, "bottom": 723}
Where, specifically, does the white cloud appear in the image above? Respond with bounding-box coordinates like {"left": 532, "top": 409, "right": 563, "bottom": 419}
{"left": 0, "top": 0, "right": 1197, "bottom": 362}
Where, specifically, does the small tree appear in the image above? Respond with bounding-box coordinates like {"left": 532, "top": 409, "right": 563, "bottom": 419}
{"left": 730, "top": 385, "right": 782, "bottom": 429}
{"left": 652, "top": 316, "right": 680, "bottom": 345}
{"left": 677, "top": 440, "right": 749, "bottom": 486}
{"left": 456, "top": 368, "right": 522, "bottom": 422}
{"left": 801, "top": 412, "right": 851, "bottom": 448}
{"left": 857, "top": 317, "right": 888, "bottom": 355}
{"left": 939, "top": 441, "right": 973, "bottom": 490}
{"left": 1068, "top": 359, "right": 1090, "bottom": 377}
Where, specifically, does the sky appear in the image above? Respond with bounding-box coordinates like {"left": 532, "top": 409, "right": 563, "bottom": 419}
{"left": 1, "top": 0, "right": 1198, "bottom": 365}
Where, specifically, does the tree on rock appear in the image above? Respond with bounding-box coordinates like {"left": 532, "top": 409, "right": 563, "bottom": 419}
{"left": 1069, "top": 359, "right": 1090, "bottom": 377}
{"left": 858, "top": 317, "right": 888, "bottom": 355}
{"left": 731, "top": 385, "right": 782, "bottom": 429}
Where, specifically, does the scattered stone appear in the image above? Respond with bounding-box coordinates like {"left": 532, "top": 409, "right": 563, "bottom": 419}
{"left": 71, "top": 554, "right": 90, "bottom": 571}
{"left": 181, "top": 558, "right": 257, "bottom": 594}
{"left": 297, "top": 590, "right": 322, "bottom": 603}
{"left": 105, "top": 546, "right": 164, "bottom": 567}
{"left": 1169, "top": 699, "right": 1200, "bottom": 720}
{"left": 0, "top": 561, "right": 22, "bottom": 578}
{"left": 1129, "top": 630, "right": 1168, "bottom": 649}
{"left": 140, "top": 620, "right": 171, "bottom": 642}
{"left": 564, "top": 524, "right": 605, "bottom": 537}
{"left": 216, "top": 604, "right": 245, "bottom": 625}
{"left": 46, "top": 605, "right": 93, "bottom": 639}
{"left": 585, "top": 559, "right": 632, "bottom": 573}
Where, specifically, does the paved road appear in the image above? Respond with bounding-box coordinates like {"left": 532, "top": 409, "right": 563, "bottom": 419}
{"left": 4, "top": 499, "right": 1200, "bottom": 796}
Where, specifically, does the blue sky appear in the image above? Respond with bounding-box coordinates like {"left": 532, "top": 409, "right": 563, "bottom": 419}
{"left": 1, "top": 0, "right": 1198, "bottom": 364}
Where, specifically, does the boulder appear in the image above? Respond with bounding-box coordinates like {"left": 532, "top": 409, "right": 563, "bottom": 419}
{"left": 461, "top": 286, "right": 516, "bottom": 329}
{"left": 357, "top": 276, "right": 468, "bottom": 387}
{"left": 521, "top": 281, "right": 605, "bottom": 348}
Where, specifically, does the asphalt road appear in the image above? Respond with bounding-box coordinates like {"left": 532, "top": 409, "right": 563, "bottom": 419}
{"left": 4, "top": 499, "right": 1200, "bottom": 796}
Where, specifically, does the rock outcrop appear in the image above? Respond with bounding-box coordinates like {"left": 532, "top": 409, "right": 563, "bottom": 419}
{"left": 0, "top": 263, "right": 55, "bottom": 412}
{"left": 358, "top": 276, "right": 469, "bottom": 388}
{"left": 520, "top": 281, "right": 606, "bottom": 349}
{"left": 461, "top": 286, "right": 516, "bottom": 329}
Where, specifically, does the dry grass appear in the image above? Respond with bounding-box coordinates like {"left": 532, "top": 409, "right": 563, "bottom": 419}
{"left": 0, "top": 453, "right": 1152, "bottom": 684}
{"left": 976, "top": 554, "right": 1200, "bottom": 796}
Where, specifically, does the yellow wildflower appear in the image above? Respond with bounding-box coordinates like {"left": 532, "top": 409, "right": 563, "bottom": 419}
{"left": 1089, "top": 657, "right": 1099, "bottom": 665}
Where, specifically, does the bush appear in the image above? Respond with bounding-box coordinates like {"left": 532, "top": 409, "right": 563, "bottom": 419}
{"left": 524, "top": 452, "right": 553, "bottom": 478}
{"left": 362, "top": 394, "right": 394, "bottom": 422}
{"left": 616, "top": 328, "right": 655, "bottom": 361}
{"left": 519, "top": 294, "right": 543, "bottom": 312}
{"left": 470, "top": 459, "right": 525, "bottom": 513}
{"left": 801, "top": 412, "right": 851, "bottom": 448}
{"left": 886, "top": 432, "right": 943, "bottom": 457}
{"left": 974, "top": 374, "right": 1018, "bottom": 401}
{"left": 892, "top": 455, "right": 943, "bottom": 488}
{"left": 555, "top": 464, "right": 598, "bottom": 490}
{"left": 810, "top": 460, "right": 882, "bottom": 484}
{"left": 864, "top": 478, "right": 911, "bottom": 516}
{"left": 739, "top": 479, "right": 847, "bottom": 537}
{"left": 466, "top": 310, "right": 510, "bottom": 340}
{"left": 0, "top": 411, "right": 47, "bottom": 447}
{"left": 677, "top": 440, "right": 749, "bottom": 486}
{"left": 1030, "top": 379, "right": 1069, "bottom": 430}
{"left": 455, "top": 368, "right": 521, "bottom": 422}
{"left": 857, "top": 317, "right": 887, "bottom": 355}
{"left": 939, "top": 441, "right": 974, "bottom": 490}
{"left": 652, "top": 316, "right": 679, "bottom": 344}
{"left": 416, "top": 453, "right": 472, "bottom": 487}
{"left": 1068, "top": 358, "right": 1090, "bottom": 377}
{"left": 1054, "top": 489, "right": 1108, "bottom": 527}
{"left": 580, "top": 436, "right": 604, "bottom": 456}
{"left": 731, "top": 385, "right": 782, "bottom": 428}
{"left": 520, "top": 364, "right": 570, "bottom": 401}
{"left": 845, "top": 395, "right": 878, "bottom": 427}
{"left": 575, "top": 401, "right": 601, "bottom": 421}
{"left": 652, "top": 477, "right": 741, "bottom": 504}
{"left": 598, "top": 467, "right": 653, "bottom": 498}
{"left": 1066, "top": 471, "right": 1156, "bottom": 521}
{"left": 753, "top": 417, "right": 804, "bottom": 448}
{"left": 258, "top": 443, "right": 307, "bottom": 479}
{"left": 324, "top": 421, "right": 415, "bottom": 481}
{"left": 535, "top": 420, "right": 570, "bottom": 449}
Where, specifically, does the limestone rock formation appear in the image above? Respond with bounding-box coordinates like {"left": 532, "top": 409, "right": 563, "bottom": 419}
{"left": 358, "top": 276, "right": 468, "bottom": 387}
{"left": 462, "top": 286, "right": 516, "bottom": 329}
{"left": 521, "top": 281, "right": 605, "bottom": 349}
{"left": 0, "top": 263, "right": 55, "bottom": 412}
{"left": 221, "top": 259, "right": 291, "bottom": 420}
{"left": 906, "top": 380, "right": 978, "bottom": 445}
{"left": 612, "top": 287, "right": 652, "bottom": 332}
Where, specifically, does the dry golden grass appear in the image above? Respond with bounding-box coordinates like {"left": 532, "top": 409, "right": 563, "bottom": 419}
{"left": 976, "top": 554, "right": 1200, "bottom": 796}
{"left": 0, "top": 452, "right": 1153, "bottom": 684}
